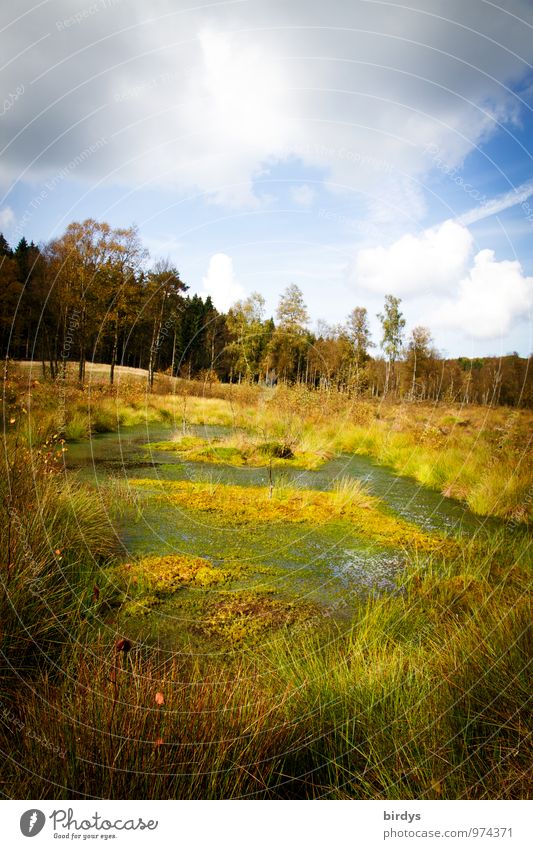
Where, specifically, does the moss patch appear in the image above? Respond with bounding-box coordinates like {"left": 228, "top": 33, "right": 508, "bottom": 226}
{"left": 146, "top": 435, "right": 327, "bottom": 470}
{"left": 112, "top": 554, "right": 321, "bottom": 647}
{"left": 198, "top": 590, "right": 320, "bottom": 645}
{"left": 114, "top": 553, "right": 238, "bottom": 615}
{"left": 130, "top": 478, "right": 452, "bottom": 552}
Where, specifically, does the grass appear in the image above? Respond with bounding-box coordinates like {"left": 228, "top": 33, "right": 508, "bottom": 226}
{"left": 1, "top": 531, "right": 530, "bottom": 799}
{"left": 331, "top": 475, "right": 376, "bottom": 511}
{"left": 0, "top": 433, "right": 117, "bottom": 689}
{"left": 1, "top": 371, "right": 531, "bottom": 799}
{"left": 146, "top": 432, "right": 327, "bottom": 469}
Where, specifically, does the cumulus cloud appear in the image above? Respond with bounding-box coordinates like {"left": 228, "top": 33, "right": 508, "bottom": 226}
{"left": 202, "top": 253, "right": 244, "bottom": 312}
{"left": 0, "top": 0, "right": 531, "bottom": 214}
{"left": 353, "top": 219, "right": 473, "bottom": 295}
{"left": 431, "top": 249, "right": 532, "bottom": 339}
{"left": 351, "top": 216, "right": 531, "bottom": 340}
{"left": 0, "top": 207, "right": 14, "bottom": 228}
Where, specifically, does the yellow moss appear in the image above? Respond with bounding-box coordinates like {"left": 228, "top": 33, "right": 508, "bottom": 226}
{"left": 121, "top": 595, "right": 160, "bottom": 617}
{"left": 199, "top": 591, "right": 319, "bottom": 644}
{"left": 130, "top": 478, "right": 451, "bottom": 552}
{"left": 146, "top": 435, "right": 327, "bottom": 470}
{"left": 118, "top": 553, "right": 235, "bottom": 598}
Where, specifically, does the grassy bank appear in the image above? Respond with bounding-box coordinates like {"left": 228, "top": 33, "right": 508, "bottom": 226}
{"left": 232, "top": 387, "right": 533, "bottom": 524}
{"left": 4, "top": 363, "right": 251, "bottom": 444}
{"left": 170, "top": 385, "right": 533, "bottom": 524}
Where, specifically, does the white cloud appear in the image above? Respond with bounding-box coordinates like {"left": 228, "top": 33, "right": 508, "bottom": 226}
{"left": 1, "top": 0, "right": 530, "bottom": 216}
{"left": 353, "top": 219, "right": 473, "bottom": 296}
{"left": 459, "top": 179, "right": 533, "bottom": 225}
{"left": 351, "top": 216, "right": 531, "bottom": 341}
{"left": 290, "top": 184, "right": 316, "bottom": 207}
{"left": 431, "top": 249, "right": 532, "bottom": 339}
{"left": 202, "top": 253, "right": 244, "bottom": 312}
{"left": 0, "top": 206, "right": 14, "bottom": 228}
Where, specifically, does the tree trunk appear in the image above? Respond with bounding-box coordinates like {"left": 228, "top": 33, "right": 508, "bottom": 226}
{"left": 110, "top": 314, "right": 119, "bottom": 385}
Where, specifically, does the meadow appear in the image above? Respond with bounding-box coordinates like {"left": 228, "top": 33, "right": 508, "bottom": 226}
{"left": 0, "top": 365, "right": 531, "bottom": 799}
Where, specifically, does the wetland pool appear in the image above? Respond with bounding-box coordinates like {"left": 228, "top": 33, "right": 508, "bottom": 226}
{"left": 66, "top": 423, "right": 504, "bottom": 651}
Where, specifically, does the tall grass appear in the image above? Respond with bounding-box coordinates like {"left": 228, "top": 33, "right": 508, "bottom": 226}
{"left": 0, "top": 433, "right": 117, "bottom": 690}
{"left": 331, "top": 476, "right": 374, "bottom": 511}
{"left": 1, "top": 529, "right": 530, "bottom": 799}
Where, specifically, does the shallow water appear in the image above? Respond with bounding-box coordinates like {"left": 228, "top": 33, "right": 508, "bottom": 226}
{"left": 65, "top": 422, "right": 506, "bottom": 646}
{"left": 67, "top": 421, "right": 494, "bottom": 534}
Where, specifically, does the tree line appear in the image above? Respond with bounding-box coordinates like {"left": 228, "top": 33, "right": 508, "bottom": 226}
{"left": 1, "top": 219, "right": 531, "bottom": 406}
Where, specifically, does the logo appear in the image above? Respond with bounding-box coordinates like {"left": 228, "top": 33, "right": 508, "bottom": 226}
{"left": 20, "top": 810, "right": 46, "bottom": 837}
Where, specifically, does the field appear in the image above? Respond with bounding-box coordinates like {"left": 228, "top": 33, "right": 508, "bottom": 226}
{"left": 1, "top": 366, "right": 531, "bottom": 799}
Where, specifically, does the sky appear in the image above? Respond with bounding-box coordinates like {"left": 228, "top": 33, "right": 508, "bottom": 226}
{"left": 1, "top": 0, "right": 532, "bottom": 357}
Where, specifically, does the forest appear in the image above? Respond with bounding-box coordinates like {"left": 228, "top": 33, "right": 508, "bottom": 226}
{"left": 1, "top": 218, "right": 531, "bottom": 406}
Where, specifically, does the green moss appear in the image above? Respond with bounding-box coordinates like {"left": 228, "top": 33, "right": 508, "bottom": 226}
{"left": 119, "top": 553, "right": 235, "bottom": 594}
{"left": 112, "top": 553, "right": 241, "bottom": 618}
{"left": 198, "top": 590, "right": 320, "bottom": 645}
{"left": 209, "top": 445, "right": 246, "bottom": 464}
{"left": 146, "top": 435, "right": 326, "bottom": 470}
{"left": 130, "top": 478, "right": 452, "bottom": 552}
{"left": 113, "top": 554, "right": 320, "bottom": 649}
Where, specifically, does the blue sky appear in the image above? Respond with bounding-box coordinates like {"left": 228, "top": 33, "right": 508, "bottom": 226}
{"left": 1, "top": 0, "right": 532, "bottom": 356}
